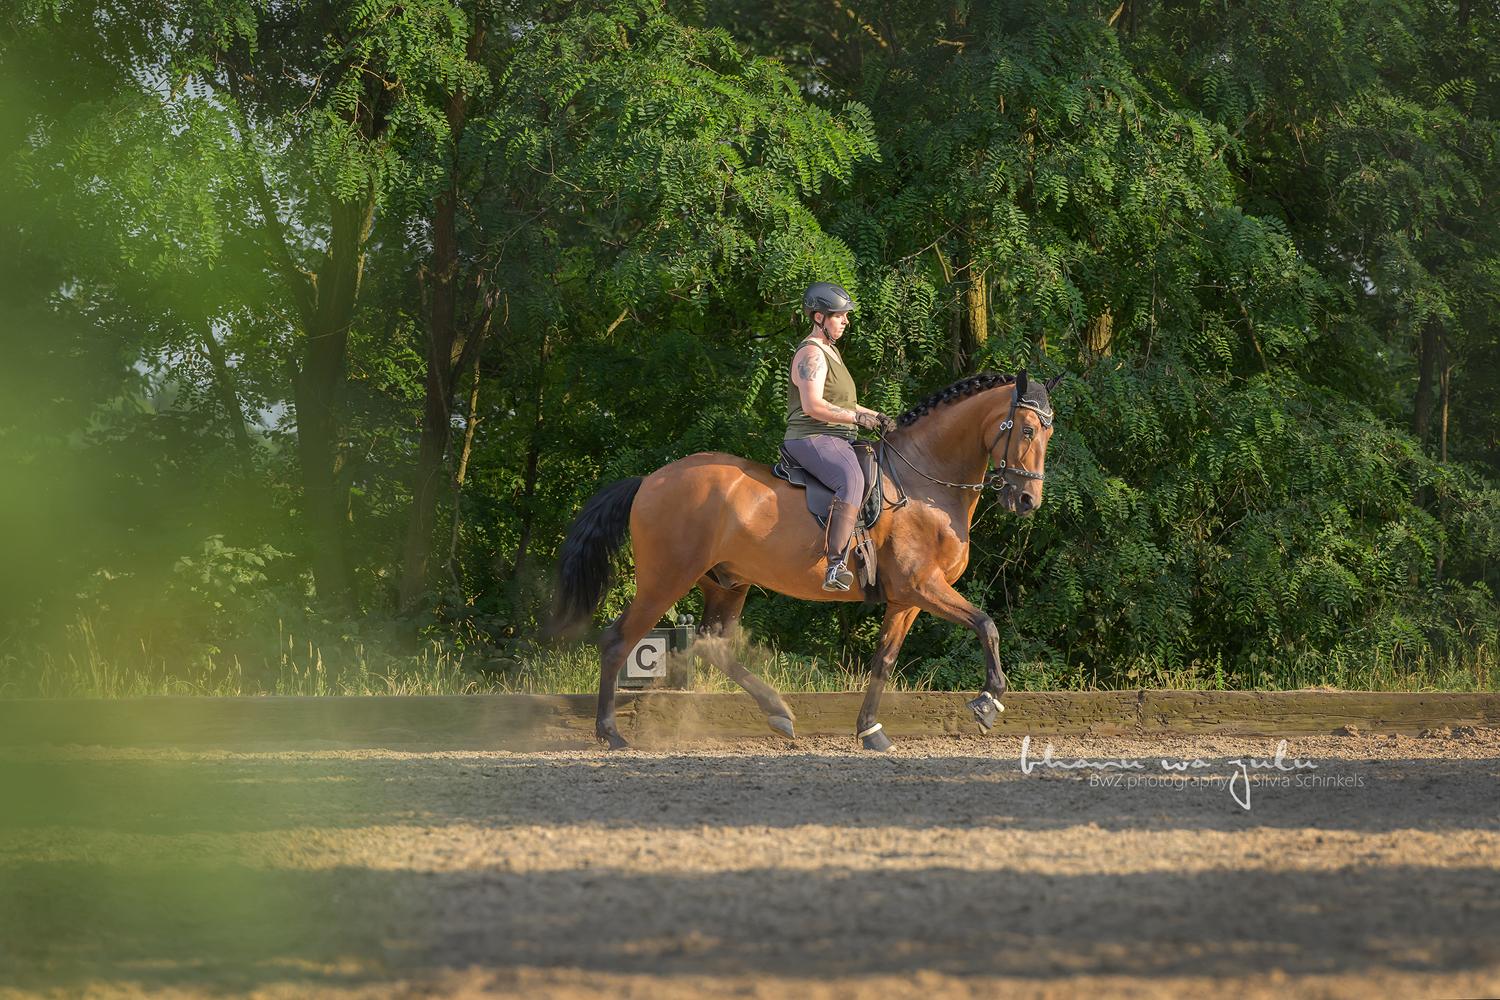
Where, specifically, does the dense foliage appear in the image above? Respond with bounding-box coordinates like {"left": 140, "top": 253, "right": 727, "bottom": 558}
{"left": 1, "top": 0, "right": 1497, "bottom": 694}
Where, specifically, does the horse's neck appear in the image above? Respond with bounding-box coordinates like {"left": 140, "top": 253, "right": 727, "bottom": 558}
{"left": 896, "top": 391, "right": 999, "bottom": 513}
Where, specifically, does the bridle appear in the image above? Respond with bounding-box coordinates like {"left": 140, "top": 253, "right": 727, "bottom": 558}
{"left": 880, "top": 388, "right": 1053, "bottom": 495}
{"left": 984, "top": 392, "right": 1053, "bottom": 487}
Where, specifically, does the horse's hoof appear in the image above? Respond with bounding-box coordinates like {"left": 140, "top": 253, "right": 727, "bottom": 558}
{"left": 767, "top": 716, "right": 796, "bottom": 739}
{"left": 599, "top": 731, "right": 630, "bottom": 750}
{"left": 965, "top": 692, "right": 1004, "bottom": 734}
{"left": 860, "top": 724, "right": 895, "bottom": 752}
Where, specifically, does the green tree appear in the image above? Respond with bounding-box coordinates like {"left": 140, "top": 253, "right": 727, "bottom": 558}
{"left": 702, "top": 0, "right": 1498, "bottom": 682}
{"left": 389, "top": 0, "right": 876, "bottom": 625}
{"left": 387, "top": 1, "right": 493, "bottom": 615}
{"left": 1135, "top": 0, "right": 1500, "bottom": 459}
{"left": 3, "top": 0, "right": 1495, "bottom": 690}
{"left": 170, "top": 0, "right": 489, "bottom": 613}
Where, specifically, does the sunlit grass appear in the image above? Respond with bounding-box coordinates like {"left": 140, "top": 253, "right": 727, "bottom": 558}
{"left": 2, "top": 616, "right": 1494, "bottom": 697}
{"left": 498, "top": 638, "right": 938, "bottom": 695}
{"left": 1252, "top": 641, "right": 1498, "bottom": 693}
{"left": 0, "top": 615, "right": 506, "bottom": 698}
{"left": 0, "top": 618, "right": 932, "bottom": 698}
{"left": 1053, "top": 642, "right": 1499, "bottom": 694}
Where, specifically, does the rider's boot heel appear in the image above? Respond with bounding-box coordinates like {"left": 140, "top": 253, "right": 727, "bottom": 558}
{"left": 823, "top": 559, "right": 854, "bottom": 591}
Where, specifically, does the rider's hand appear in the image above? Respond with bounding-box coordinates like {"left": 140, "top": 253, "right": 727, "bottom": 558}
{"left": 876, "top": 413, "right": 897, "bottom": 434}
{"left": 854, "top": 411, "right": 879, "bottom": 431}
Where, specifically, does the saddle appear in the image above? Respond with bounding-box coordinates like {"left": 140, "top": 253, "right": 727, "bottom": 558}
{"left": 772, "top": 439, "right": 886, "bottom": 590}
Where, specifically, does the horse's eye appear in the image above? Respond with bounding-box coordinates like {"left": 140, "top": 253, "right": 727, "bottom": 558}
{"left": 1022, "top": 426, "right": 1035, "bottom": 439}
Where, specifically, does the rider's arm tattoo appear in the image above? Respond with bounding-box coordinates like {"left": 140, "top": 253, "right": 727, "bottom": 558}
{"left": 795, "top": 349, "right": 823, "bottom": 382}
{"left": 825, "top": 405, "right": 854, "bottom": 421}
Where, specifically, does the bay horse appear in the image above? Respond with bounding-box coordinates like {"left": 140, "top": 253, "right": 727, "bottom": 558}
{"left": 550, "top": 369, "right": 1063, "bottom": 750}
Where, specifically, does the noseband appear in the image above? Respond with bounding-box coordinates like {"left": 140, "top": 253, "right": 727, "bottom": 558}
{"left": 983, "top": 393, "right": 1053, "bottom": 489}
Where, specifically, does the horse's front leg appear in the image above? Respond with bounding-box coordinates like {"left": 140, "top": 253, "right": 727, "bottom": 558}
{"left": 853, "top": 603, "right": 921, "bottom": 751}
{"left": 903, "top": 575, "right": 1008, "bottom": 733}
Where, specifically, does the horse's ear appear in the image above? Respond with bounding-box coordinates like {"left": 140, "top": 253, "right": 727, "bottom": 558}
{"left": 1015, "top": 369, "right": 1028, "bottom": 398}
{"left": 1044, "top": 372, "right": 1066, "bottom": 393}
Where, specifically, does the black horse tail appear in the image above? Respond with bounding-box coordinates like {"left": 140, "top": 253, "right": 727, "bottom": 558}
{"left": 547, "top": 477, "right": 644, "bottom": 637}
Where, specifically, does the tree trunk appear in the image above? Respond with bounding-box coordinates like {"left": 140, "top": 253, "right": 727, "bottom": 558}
{"left": 1438, "top": 334, "right": 1450, "bottom": 465}
{"left": 1108, "top": 0, "right": 1138, "bottom": 33}
{"left": 948, "top": 250, "right": 987, "bottom": 373}
{"left": 1412, "top": 322, "right": 1438, "bottom": 447}
{"left": 513, "top": 371, "right": 547, "bottom": 583}
{"left": 1435, "top": 335, "right": 1451, "bottom": 583}
{"left": 397, "top": 183, "right": 462, "bottom": 613}
{"left": 397, "top": 25, "right": 486, "bottom": 615}
{"left": 293, "top": 193, "right": 374, "bottom": 616}
{"left": 963, "top": 265, "right": 988, "bottom": 360}
{"left": 949, "top": 307, "right": 964, "bottom": 375}
{"left": 199, "top": 316, "right": 254, "bottom": 473}
{"left": 445, "top": 356, "right": 485, "bottom": 590}
{"left": 217, "top": 24, "right": 399, "bottom": 618}
{"left": 1084, "top": 310, "right": 1114, "bottom": 355}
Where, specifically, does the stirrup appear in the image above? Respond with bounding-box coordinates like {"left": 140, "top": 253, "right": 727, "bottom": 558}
{"left": 822, "top": 558, "right": 854, "bottom": 592}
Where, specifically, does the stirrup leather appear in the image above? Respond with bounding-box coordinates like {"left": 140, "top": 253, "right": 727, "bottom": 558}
{"left": 822, "top": 558, "right": 854, "bottom": 591}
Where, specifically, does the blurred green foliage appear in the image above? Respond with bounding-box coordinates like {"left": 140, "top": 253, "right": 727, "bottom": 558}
{"left": 1, "top": 0, "right": 1496, "bottom": 695}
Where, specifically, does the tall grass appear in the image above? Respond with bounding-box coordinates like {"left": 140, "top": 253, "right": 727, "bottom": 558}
{"left": 2, "top": 615, "right": 1493, "bottom": 697}
{"left": 500, "top": 641, "right": 938, "bottom": 695}
{"left": 1045, "top": 643, "right": 1498, "bottom": 693}
{"left": 1, "top": 616, "right": 935, "bottom": 698}
{"left": 0, "top": 615, "right": 504, "bottom": 698}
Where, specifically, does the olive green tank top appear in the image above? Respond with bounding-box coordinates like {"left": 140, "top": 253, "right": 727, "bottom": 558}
{"left": 785, "top": 338, "right": 857, "bottom": 441}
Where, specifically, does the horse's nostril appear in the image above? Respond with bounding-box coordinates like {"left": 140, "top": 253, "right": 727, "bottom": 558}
{"left": 1018, "top": 493, "right": 1034, "bottom": 511}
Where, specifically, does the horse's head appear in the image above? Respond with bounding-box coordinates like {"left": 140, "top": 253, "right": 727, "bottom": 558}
{"left": 985, "top": 370, "right": 1064, "bottom": 516}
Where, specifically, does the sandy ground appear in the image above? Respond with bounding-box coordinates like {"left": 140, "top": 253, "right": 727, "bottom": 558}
{"left": 2, "top": 728, "right": 1499, "bottom": 999}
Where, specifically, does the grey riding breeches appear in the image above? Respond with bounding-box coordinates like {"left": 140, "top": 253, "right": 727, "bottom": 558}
{"left": 783, "top": 434, "right": 864, "bottom": 505}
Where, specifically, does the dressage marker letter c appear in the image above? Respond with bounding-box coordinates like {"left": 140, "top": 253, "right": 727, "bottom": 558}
{"left": 625, "top": 636, "right": 668, "bottom": 678}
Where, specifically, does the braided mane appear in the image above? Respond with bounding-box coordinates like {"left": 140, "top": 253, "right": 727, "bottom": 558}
{"left": 896, "top": 372, "right": 1017, "bottom": 428}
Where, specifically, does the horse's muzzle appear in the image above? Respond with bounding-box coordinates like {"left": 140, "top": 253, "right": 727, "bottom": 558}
{"left": 1000, "top": 483, "right": 1040, "bottom": 515}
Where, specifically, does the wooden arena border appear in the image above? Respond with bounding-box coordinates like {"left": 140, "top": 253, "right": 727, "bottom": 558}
{"left": 1, "top": 690, "right": 1498, "bottom": 749}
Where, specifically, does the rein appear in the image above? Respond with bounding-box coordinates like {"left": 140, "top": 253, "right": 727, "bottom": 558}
{"left": 881, "top": 437, "right": 988, "bottom": 492}
{"left": 880, "top": 392, "right": 1053, "bottom": 495}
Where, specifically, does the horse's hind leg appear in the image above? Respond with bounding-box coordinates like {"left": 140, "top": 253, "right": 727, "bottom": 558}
{"left": 695, "top": 578, "right": 797, "bottom": 739}
{"left": 597, "top": 576, "right": 696, "bottom": 750}
{"left": 853, "top": 603, "right": 921, "bottom": 751}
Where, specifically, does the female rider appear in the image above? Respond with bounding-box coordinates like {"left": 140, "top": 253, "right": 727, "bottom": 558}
{"left": 784, "top": 282, "right": 897, "bottom": 591}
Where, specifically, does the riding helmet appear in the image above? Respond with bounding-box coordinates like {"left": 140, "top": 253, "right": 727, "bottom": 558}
{"left": 802, "top": 282, "right": 857, "bottom": 316}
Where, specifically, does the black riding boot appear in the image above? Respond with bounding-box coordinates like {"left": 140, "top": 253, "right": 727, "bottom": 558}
{"left": 822, "top": 498, "right": 859, "bottom": 591}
